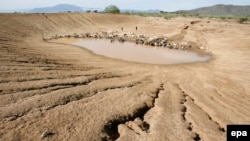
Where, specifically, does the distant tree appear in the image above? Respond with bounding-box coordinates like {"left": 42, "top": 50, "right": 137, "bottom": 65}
{"left": 104, "top": 5, "right": 120, "bottom": 13}
{"left": 86, "top": 10, "right": 91, "bottom": 13}
{"left": 93, "top": 10, "right": 98, "bottom": 13}
{"left": 160, "top": 11, "right": 164, "bottom": 14}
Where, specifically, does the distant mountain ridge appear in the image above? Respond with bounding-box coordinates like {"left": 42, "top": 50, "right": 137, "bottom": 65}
{"left": 176, "top": 4, "right": 250, "bottom": 16}
{"left": 27, "top": 4, "right": 250, "bottom": 15}
{"left": 29, "top": 4, "right": 84, "bottom": 13}
{"left": 29, "top": 4, "right": 161, "bottom": 13}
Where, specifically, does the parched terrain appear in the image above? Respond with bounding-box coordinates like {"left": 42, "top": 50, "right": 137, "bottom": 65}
{"left": 0, "top": 13, "right": 249, "bottom": 141}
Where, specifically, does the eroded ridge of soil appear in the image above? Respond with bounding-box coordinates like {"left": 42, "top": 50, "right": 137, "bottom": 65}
{"left": 0, "top": 13, "right": 249, "bottom": 141}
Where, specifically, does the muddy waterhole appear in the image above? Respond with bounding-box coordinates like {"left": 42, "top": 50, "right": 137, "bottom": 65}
{"left": 72, "top": 39, "right": 210, "bottom": 64}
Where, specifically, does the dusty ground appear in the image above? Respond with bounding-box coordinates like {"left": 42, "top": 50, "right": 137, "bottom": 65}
{"left": 0, "top": 13, "right": 249, "bottom": 141}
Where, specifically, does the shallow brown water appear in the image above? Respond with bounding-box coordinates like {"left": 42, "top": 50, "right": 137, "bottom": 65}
{"left": 73, "top": 39, "right": 210, "bottom": 65}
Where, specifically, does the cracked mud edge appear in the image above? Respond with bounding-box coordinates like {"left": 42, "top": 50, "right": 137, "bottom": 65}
{"left": 179, "top": 89, "right": 202, "bottom": 141}
{"left": 102, "top": 83, "right": 164, "bottom": 141}
{"left": 3, "top": 78, "right": 145, "bottom": 122}
{"left": 1, "top": 72, "right": 121, "bottom": 95}
{"left": 178, "top": 84, "right": 225, "bottom": 141}
{"left": 187, "top": 85, "right": 226, "bottom": 132}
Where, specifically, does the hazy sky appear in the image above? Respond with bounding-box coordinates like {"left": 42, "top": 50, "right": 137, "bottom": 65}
{"left": 0, "top": 0, "right": 250, "bottom": 11}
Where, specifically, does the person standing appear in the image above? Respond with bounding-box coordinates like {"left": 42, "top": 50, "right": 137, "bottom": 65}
{"left": 135, "top": 26, "right": 138, "bottom": 31}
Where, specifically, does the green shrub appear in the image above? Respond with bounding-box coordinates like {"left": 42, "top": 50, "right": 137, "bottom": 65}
{"left": 220, "top": 16, "right": 226, "bottom": 20}
{"left": 104, "top": 5, "right": 120, "bottom": 14}
{"left": 238, "top": 17, "right": 248, "bottom": 24}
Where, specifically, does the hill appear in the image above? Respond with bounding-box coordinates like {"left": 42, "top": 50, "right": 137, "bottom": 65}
{"left": 29, "top": 4, "right": 83, "bottom": 13}
{"left": 177, "top": 4, "right": 250, "bottom": 15}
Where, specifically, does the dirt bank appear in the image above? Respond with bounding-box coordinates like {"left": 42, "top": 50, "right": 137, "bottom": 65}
{"left": 0, "top": 13, "right": 249, "bottom": 141}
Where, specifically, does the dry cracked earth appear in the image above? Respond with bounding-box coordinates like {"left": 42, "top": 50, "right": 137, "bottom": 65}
{"left": 0, "top": 13, "right": 250, "bottom": 141}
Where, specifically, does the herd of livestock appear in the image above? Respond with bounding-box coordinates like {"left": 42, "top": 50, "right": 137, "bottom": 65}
{"left": 45, "top": 31, "right": 193, "bottom": 50}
